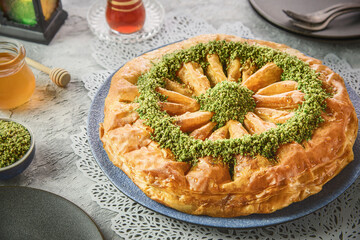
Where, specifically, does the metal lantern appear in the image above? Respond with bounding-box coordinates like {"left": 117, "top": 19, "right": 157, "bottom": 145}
{"left": 0, "top": 0, "right": 67, "bottom": 44}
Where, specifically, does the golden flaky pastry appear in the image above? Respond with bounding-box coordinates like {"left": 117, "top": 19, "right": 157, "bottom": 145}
{"left": 99, "top": 34, "right": 358, "bottom": 217}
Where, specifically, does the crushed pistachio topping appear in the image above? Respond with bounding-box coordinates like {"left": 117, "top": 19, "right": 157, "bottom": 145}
{"left": 0, "top": 120, "right": 31, "bottom": 168}
{"left": 196, "top": 81, "right": 255, "bottom": 128}
{"left": 135, "top": 40, "right": 328, "bottom": 165}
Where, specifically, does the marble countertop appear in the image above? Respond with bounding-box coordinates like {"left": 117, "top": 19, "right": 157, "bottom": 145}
{"left": 0, "top": 0, "right": 359, "bottom": 239}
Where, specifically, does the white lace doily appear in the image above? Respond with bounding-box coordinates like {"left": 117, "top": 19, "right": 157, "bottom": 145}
{"left": 71, "top": 12, "right": 360, "bottom": 240}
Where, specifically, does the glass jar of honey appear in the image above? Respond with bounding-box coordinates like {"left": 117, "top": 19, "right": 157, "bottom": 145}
{"left": 0, "top": 41, "right": 35, "bottom": 109}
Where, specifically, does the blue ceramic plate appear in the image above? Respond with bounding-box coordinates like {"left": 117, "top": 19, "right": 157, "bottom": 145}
{"left": 0, "top": 186, "right": 103, "bottom": 240}
{"left": 88, "top": 57, "right": 360, "bottom": 229}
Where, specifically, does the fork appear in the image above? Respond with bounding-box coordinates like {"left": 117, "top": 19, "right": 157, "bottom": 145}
{"left": 283, "top": 2, "right": 360, "bottom": 24}
{"left": 290, "top": 8, "right": 360, "bottom": 31}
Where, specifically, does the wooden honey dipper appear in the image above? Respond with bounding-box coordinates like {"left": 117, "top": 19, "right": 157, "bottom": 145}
{"left": 25, "top": 57, "right": 71, "bottom": 87}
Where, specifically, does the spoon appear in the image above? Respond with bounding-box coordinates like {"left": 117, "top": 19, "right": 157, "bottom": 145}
{"left": 290, "top": 9, "right": 360, "bottom": 31}
{"left": 283, "top": 2, "right": 360, "bottom": 24}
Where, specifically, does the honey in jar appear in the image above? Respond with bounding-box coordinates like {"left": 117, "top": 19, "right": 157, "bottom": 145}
{"left": 0, "top": 41, "right": 35, "bottom": 109}
{"left": 106, "top": 0, "right": 146, "bottom": 34}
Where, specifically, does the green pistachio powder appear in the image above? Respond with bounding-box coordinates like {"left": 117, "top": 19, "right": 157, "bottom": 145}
{"left": 0, "top": 120, "right": 31, "bottom": 168}
{"left": 196, "top": 81, "right": 256, "bottom": 128}
{"left": 135, "top": 40, "right": 328, "bottom": 165}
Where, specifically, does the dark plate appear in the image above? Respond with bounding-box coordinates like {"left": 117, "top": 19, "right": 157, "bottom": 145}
{"left": 0, "top": 186, "right": 103, "bottom": 240}
{"left": 87, "top": 50, "right": 360, "bottom": 229}
{"left": 249, "top": 0, "right": 360, "bottom": 40}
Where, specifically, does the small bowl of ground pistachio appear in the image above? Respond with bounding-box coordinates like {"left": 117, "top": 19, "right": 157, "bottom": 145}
{"left": 0, "top": 118, "right": 35, "bottom": 180}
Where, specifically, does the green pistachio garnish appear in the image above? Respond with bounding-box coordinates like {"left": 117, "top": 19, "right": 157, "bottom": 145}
{"left": 196, "top": 81, "right": 255, "bottom": 128}
{"left": 135, "top": 40, "right": 328, "bottom": 165}
{"left": 0, "top": 120, "right": 31, "bottom": 168}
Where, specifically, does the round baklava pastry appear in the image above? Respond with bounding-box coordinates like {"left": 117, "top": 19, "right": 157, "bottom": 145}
{"left": 100, "top": 34, "right": 358, "bottom": 217}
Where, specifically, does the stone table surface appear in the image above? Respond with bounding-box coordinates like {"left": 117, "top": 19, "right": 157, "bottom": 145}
{"left": 0, "top": 0, "right": 359, "bottom": 239}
